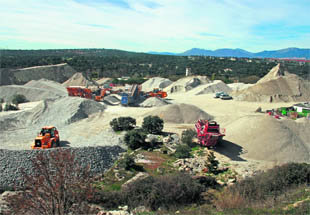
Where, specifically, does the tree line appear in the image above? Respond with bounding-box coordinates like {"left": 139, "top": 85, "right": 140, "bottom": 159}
{"left": 1, "top": 49, "right": 309, "bottom": 83}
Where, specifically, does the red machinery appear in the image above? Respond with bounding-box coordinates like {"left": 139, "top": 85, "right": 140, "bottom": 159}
{"left": 66, "top": 87, "right": 92, "bottom": 99}
{"left": 195, "top": 120, "right": 225, "bottom": 147}
{"left": 147, "top": 88, "right": 167, "bottom": 98}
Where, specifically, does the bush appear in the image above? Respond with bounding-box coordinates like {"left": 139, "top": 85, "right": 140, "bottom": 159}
{"left": 11, "top": 94, "right": 28, "bottom": 105}
{"left": 206, "top": 152, "right": 219, "bottom": 174}
{"left": 4, "top": 103, "right": 19, "bottom": 111}
{"left": 4, "top": 149, "right": 96, "bottom": 214}
{"left": 0, "top": 104, "right": 2, "bottom": 112}
{"left": 142, "top": 115, "right": 164, "bottom": 134}
{"left": 231, "top": 163, "right": 310, "bottom": 202}
{"left": 123, "top": 173, "right": 203, "bottom": 210}
{"left": 110, "top": 117, "right": 136, "bottom": 132}
{"left": 124, "top": 129, "right": 147, "bottom": 150}
{"left": 118, "top": 154, "right": 136, "bottom": 170}
{"left": 181, "top": 129, "right": 197, "bottom": 148}
{"left": 174, "top": 144, "right": 192, "bottom": 159}
{"left": 0, "top": 98, "right": 4, "bottom": 103}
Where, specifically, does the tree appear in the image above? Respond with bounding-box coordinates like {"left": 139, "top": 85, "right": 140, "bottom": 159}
{"left": 4, "top": 149, "right": 97, "bottom": 215}
{"left": 181, "top": 129, "right": 197, "bottom": 148}
{"left": 174, "top": 144, "right": 192, "bottom": 159}
{"left": 110, "top": 117, "right": 136, "bottom": 132}
{"left": 142, "top": 116, "right": 164, "bottom": 134}
{"left": 124, "top": 129, "right": 147, "bottom": 150}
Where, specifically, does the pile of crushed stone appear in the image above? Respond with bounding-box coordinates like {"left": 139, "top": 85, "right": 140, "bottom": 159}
{"left": 0, "top": 79, "right": 68, "bottom": 102}
{"left": 139, "top": 97, "right": 169, "bottom": 107}
{"left": 142, "top": 77, "right": 173, "bottom": 92}
{"left": 187, "top": 80, "right": 232, "bottom": 95}
{"left": 234, "top": 64, "right": 310, "bottom": 102}
{"left": 148, "top": 103, "right": 213, "bottom": 123}
{"left": 228, "top": 83, "right": 254, "bottom": 91}
{"left": 225, "top": 115, "right": 310, "bottom": 163}
{"left": 96, "top": 77, "right": 112, "bottom": 86}
{"left": 0, "top": 97, "right": 106, "bottom": 131}
{"left": 164, "top": 76, "right": 210, "bottom": 94}
{"left": 62, "top": 73, "right": 98, "bottom": 87}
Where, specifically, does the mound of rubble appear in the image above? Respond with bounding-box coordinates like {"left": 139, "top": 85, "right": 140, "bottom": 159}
{"left": 149, "top": 103, "right": 213, "bottom": 123}
{"left": 234, "top": 64, "right": 310, "bottom": 102}
{"left": 140, "top": 97, "right": 169, "bottom": 107}
{"left": 164, "top": 76, "right": 210, "bottom": 94}
{"left": 62, "top": 73, "right": 98, "bottom": 87}
{"left": 142, "top": 77, "right": 173, "bottom": 92}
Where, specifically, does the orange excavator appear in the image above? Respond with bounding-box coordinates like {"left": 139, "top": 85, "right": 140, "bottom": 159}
{"left": 66, "top": 87, "right": 92, "bottom": 99}
{"left": 146, "top": 88, "right": 167, "bottom": 98}
{"left": 31, "top": 126, "right": 60, "bottom": 149}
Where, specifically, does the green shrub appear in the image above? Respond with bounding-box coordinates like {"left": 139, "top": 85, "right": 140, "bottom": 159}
{"left": 181, "top": 129, "right": 197, "bottom": 148}
{"left": 110, "top": 117, "right": 136, "bottom": 132}
{"left": 0, "top": 98, "right": 4, "bottom": 103}
{"left": 118, "top": 154, "right": 136, "bottom": 170}
{"left": 11, "top": 94, "right": 28, "bottom": 105}
{"left": 206, "top": 152, "right": 219, "bottom": 174}
{"left": 124, "top": 129, "right": 147, "bottom": 150}
{"left": 142, "top": 115, "right": 164, "bottom": 134}
{"left": 4, "top": 103, "right": 19, "bottom": 111}
{"left": 0, "top": 104, "right": 2, "bottom": 112}
{"left": 232, "top": 163, "right": 310, "bottom": 202}
{"left": 123, "top": 173, "right": 203, "bottom": 210}
{"left": 174, "top": 144, "right": 192, "bottom": 159}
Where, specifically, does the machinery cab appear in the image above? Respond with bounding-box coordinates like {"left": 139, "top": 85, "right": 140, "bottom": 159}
{"left": 31, "top": 126, "right": 60, "bottom": 149}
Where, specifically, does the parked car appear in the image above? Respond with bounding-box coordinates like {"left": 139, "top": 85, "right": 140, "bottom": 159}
{"left": 220, "top": 94, "right": 233, "bottom": 100}
{"left": 214, "top": 92, "right": 225, "bottom": 98}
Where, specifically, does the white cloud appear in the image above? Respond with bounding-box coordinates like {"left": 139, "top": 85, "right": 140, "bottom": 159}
{"left": 0, "top": 0, "right": 309, "bottom": 52}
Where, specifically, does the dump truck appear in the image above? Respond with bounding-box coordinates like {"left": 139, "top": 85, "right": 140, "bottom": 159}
{"left": 31, "top": 126, "right": 60, "bottom": 149}
{"left": 195, "top": 120, "right": 225, "bottom": 147}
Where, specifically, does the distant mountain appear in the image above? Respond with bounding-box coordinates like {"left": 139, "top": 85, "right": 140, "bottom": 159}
{"left": 148, "top": 47, "right": 310, "bottom": 59}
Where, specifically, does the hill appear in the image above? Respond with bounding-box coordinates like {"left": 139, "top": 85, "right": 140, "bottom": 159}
{"left": 150, "top": 47, "right": 310, "bottom": 59}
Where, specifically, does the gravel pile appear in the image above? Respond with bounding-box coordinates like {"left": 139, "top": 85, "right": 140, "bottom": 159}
{"left": 228, "top": 83, "right": 254, "bottom": 91}
{"left": 0, "top": 80, "right": 68, "bottom": 102}
{"left": 1, "top": 63, "right": 77, "bottom": 86}
{"left": 0, "top": 97, "right": 106, "bottom": 132}
{"left": 148, "top": 103, "right": 213, "bottom": 123}
{"left": 164, "top": 76, "right": 210, "bottom": 94}
{"left": 62, "top": 72, "right": 98, "bottom": 87}
{"left": 139, "top": 97, "right": 169, "bottom": 107}
{"left": 226, "top": 115, "right": 310, "bottom": 163}
{"left": 0, "top": 146, "right": 125, "bottom": 190}
{"left": 142, "top": 77, "right": 172, "bottom": 92}
{"left": 187, "top": 80, "right": 232, "bottom": 95}
{"left": 234, "top": 64, "right": 310, "bottom": 102}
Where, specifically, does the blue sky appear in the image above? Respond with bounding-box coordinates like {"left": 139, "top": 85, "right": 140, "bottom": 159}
{"left": 0, "top": 0, "right": 309, "bottom": 52}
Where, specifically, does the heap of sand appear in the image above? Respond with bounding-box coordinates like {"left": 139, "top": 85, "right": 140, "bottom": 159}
{"left": 234, "top": 64, "right": 310, "bottom": 102}
{"left": 164, "top": 76, "right": 210, "bottom": 94}
{"left": 147, "top": 103, "right": 213, "bottom": 123}
{"left": 187, "top": 80, "right": 232, "bottom": 95}
{"left": 225, "top": 115, "right": 310, "bottom": 163}
{"left": 139, "top": 97, "right": 169, "bottom": 107}
{"left": 62, "top": 73, "right": 98, "bottom": 87}
{"left": 0, "top": 79, "right": 67, "bottom": 102}
{"left": 141, "top": 77, "right": 172, "bottom": 92}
